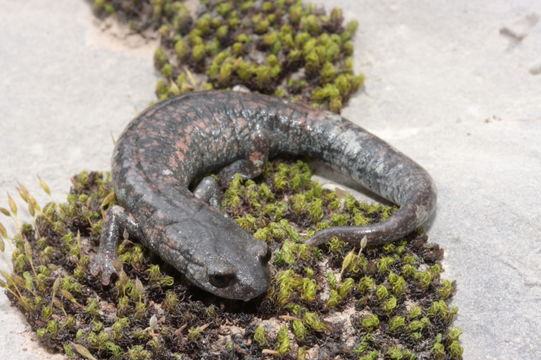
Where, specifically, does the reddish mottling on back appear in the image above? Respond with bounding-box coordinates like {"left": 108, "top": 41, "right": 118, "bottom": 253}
{"left": 236, "top": 117, "right": 247, "bottom": 128}
{"left": 168, "top": 156, "right": 179, "bottom": 169}
{"left": 194, "top": 120, "right": 208, "bottom": 130}
{"left": 163, "top": 176, "right": 176, "bottom": 185}
{"left": 176, "top": 139, "right": 189, "bottom": 151}
{"left": 175, "top": 151, "right": 185, "bottom": 162}
{"left": 249, "top": 151, "right": 263, "bottom": 162}
{"left": 105, "top": 90, "right": 437, "bottom": 301}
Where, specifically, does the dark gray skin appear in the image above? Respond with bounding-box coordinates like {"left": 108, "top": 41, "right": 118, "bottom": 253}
{"left": 90, "top": 90, "right": 437, "bottom": 301}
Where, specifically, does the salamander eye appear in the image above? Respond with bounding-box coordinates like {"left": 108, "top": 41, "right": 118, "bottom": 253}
{"left": 209, "top": 272, "right": 236, "bottom": 288}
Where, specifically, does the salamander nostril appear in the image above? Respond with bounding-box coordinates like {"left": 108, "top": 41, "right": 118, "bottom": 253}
{"left": 209, "top": 273, "right": 236, "bottom": 288}
{"left": 259, "top": 246, "right": 272, "bottom": 264}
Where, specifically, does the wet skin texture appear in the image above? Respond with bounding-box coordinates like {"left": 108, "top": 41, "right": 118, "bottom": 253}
{"left": 90, "top": 90, "right": 437, "bottom": 301}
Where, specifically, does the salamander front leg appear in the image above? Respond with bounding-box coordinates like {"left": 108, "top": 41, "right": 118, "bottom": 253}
{"left": 90, "top": 205, "right": 142, "bottom": 285}
{"left": 218, "top": 133, "right": 270, "bottom": 187}
{"left": 194, "top": 133, "right": 269, "bottom": 205}
{"left": 193, "top": 176, "right": 222, "bottom": 208}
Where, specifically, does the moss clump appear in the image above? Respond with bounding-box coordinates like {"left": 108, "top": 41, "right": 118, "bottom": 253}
{"left": 90, "top": 0, "right": 364, "bottom": 113}
{"left": 1, "top": 160, "right": 461, "bottom": 358}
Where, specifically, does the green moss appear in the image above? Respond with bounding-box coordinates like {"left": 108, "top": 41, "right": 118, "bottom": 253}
{"left": 303, "top": 311, "right": 326, "bottom": 332}
{"left": 174, "top": 39, "right": 189, "bottom": 59}
{"left": 191, "top": 43, "right": 206, "bottom": 62}
{"left": 375, "top": 284, "right": 389, "bottom": 301}
{"left": 275, "top": 326, "right": 290, "bottom": 355}
{"left": 448, "top": 340, "right": 464, "bottom": 359}
{"left": 407, "top": 305, "right": 423, "bottom": 320}
{"left": 160, "top": 63, "right": 174, "bottom": 78}
{"left": 359, "top": 351, "right": 379, "bottom": 360}
{"left": 127, "top": 345, "right": 150, "bottom": 360}
{"left": 93, "top": 0, "right": 106, "bottom": 12}
{"left": 361, "top": 314, "right": 380, "bottom": 331}
{"left": 291, "top": 319, "right": 307, "bottom": 341}
{"left": 438, "top": 279, "right": 455, "bottom": 299}
{"left": 253, "top": 325, "right": 268, "bottom": 347}
{"left": 389, "top": 316, "right": 406, "bottom": 333}
{"left": 91, "top": 0, "right": 365, "bottom": 112}
{"left": 1, "top": 159, "right": 460, "bottom": 358}
{"left": 428, "top": 300, "right": 458, "bottom": 323}
{"left": 382, "top": 296, "right": 398, "bottom": 314}
{"left": 388, "top": 272, "right": 407, "bottom": 296}
{"left": 153, "top": 47, "right": 168, "bottom": 69}
{"left": 358, "top": 275, "right": 375, "bottom": 294}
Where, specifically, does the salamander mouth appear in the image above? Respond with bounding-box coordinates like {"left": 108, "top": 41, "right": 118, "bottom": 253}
{"left": 240, "top": 270, "right": 270, "bottom": 301}
{"left": 245, "top": 286, "right": 269, "bottom": 301}
{"left": 206, "top": 265, "right": 270, "bottom": 301}
{"left": 229, "top": 285, "right": 268, "bottom": 301}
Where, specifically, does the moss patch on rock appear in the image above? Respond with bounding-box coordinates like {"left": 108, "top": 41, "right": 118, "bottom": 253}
{"left": 91, "top": 0, "right": 364, "bottom": 113}
{"left": 1, "top": 160, "right": 462, "bottom": 359}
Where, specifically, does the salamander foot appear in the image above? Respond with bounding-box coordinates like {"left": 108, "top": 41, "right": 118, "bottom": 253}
{"left": 89, "top": 250, "right": 121, "bottom": 285}
{"left": 90, "top": 205, "right": 141, "bottom": 285}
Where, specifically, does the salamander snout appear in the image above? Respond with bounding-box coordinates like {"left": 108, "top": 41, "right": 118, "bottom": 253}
{"left": 251, "top": 240, "right": 272, "bottom": 264}
{"left": 203, "top": 237, "right": 271, "bottom": 301}
{"left": 166, "top": 217, "right": 271, "bottom": 301}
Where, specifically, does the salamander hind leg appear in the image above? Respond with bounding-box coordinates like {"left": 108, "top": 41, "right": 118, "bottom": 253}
{"left": 90, "top": 205, "right": 141, "bottom": 285}
{"left": 219, "top": 132, "right": 270, "bottom": 187}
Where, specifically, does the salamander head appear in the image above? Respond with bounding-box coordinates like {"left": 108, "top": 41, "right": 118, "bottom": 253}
{"left": 165, "top": 217, "right": 271, "bottom": 301}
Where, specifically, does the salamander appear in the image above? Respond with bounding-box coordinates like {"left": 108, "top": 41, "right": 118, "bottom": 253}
{"left": 90, "top": 90, "right": 437, "bottom": 301}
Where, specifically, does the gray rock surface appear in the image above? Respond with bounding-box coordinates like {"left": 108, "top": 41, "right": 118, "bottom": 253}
{"left": 0, "top": 0, "right": 540, "bottom": 359}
